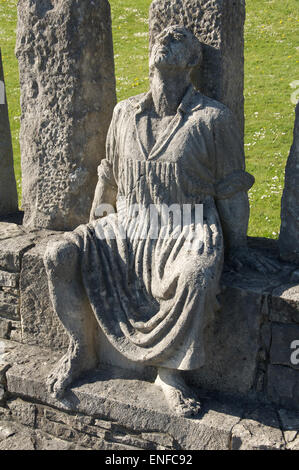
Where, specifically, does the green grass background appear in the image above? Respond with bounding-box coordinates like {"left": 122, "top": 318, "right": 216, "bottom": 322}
{"left": 0, "top": 0, "right": 298, "bottom": 238}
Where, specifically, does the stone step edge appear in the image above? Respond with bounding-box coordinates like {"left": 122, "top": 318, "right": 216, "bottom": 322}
{"left": 1, "top": 339, "right": 298, "bottom": 450}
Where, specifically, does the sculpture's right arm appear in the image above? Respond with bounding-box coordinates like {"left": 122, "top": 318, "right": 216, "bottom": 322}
{"left": 89, "top": 106, "right": 119, "bottom": 222}
{"left": 89, "top": 175, "right": 117, "bottom": 222}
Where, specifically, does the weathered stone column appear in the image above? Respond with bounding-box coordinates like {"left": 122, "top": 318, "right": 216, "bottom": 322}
{"left": 279, "top": 103, "right": 299, "bottom": 264}
{"left": 0, "top": 49, "right": 18, "bottom": 216}
{"left": 149, "top": 0, "right": 245, "bottom": 140}
{"left": 16, "top": 0, "right": 116, "bottom": 231}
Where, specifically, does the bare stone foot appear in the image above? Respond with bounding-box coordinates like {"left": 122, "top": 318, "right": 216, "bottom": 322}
{"left": 155, "top": 368, "right": 201, "bottom": 418}
{"left": 47, "top": 341, "right": 95, "bottom": 399}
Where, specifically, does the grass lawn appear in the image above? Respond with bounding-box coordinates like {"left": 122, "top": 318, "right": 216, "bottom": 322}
{"left": 0, "top": 0, "right": 298, "bottom": 238}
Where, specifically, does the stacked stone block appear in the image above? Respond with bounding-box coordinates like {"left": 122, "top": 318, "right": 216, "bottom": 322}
{"left": 0, "top": 223, "right": 28, "bottom": 342}
{"left": 279, "top": 102, "right": 299, "bottom": 264}
{"left": 267, "top": 284, "right": 299, "bottom": 410}
{"left": 16, "top": 0, "right": 116, "bottom": 231}
{"left": 0, "top": 223, "right": 68, "bottom": 349}
{"left": 0, "top": 49, "right": 18, "bottom": 216}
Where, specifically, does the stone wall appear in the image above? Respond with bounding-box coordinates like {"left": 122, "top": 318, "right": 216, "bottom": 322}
{"left": 267, "top": 284, "right": 299, "bottom": 410}
{"left": 0, "top": 223, "right": 29, "bottom": 343}
{"left": 1, "top": 398, "right": 178, "bottom": 450}
{"left": 0, "top": 222, "right": 68, "bottom": 349}
{"left": 1, "top": 394, "right": 297, "bottom": 450}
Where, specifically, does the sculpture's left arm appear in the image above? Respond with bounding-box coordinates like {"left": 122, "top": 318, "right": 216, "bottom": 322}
{"left": 216, "top": 193, "right": 279, "bottom": 273}
{"left": 216, "top": 191, "right": 249, "bottom": 253}
{"left": 212, "top": 106, "right": 252, "bottom": 253}
{"left": 89, "top": 104, "right": 120, "bottom": 221}
{"left": 213, "top": 108, "right": 279, "bottom": 273}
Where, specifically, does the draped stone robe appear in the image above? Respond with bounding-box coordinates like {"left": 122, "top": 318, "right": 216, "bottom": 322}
{"left": 66, "top": 86, "right": 254, "bottom": 371}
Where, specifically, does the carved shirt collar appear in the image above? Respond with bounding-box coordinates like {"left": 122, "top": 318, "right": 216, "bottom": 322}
{"left": 132, "top": 85, "right": 204, "bottom": 161}
{"left": 134, "top": 85, "right": 204, "bottom": 115}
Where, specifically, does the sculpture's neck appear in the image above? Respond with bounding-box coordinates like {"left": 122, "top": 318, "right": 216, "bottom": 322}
{"left": 150, "top": 68, "right": 190, "bottom": 117}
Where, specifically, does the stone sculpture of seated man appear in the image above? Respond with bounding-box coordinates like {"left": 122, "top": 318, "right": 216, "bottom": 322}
{"left": 44, "top": 26, "right": 278, "bottom": 417}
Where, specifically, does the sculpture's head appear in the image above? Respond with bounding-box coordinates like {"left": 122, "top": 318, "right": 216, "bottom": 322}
{"left": 149, "top": 25, "right": 203, "bottom": 73}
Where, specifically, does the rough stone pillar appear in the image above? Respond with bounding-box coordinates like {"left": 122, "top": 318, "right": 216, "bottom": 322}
{"left": 149, "top": 0, "right": 245, "bottom": 140}
{"left": 16, "top": 0, "right": 116, "bottom": 231}
{"left": 0, "top": 49, "right": 18, "bottom": 216}
{"left": 279, "top": 103, "right": 299, "bottom": 264}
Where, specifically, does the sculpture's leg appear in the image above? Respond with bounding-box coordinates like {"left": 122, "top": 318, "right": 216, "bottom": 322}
{"left": 155, "top": 367, "right": 201, "bottom": 418}
{"left": 44, "top": 240, "right": 98, "bottom": 398}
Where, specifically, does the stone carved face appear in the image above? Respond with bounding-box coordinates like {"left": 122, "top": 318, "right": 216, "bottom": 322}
{"left": 149, "top": 26, "right": 202, "bottom": 72}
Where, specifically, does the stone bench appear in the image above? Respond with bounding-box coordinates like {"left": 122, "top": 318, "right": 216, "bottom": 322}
{"left": 0, "top": 221, "right": 298, "bottom": 414}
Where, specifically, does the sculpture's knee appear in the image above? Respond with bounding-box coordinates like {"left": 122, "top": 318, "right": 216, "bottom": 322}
{"left": 44, "top": 239, "right": 79, "bottom": 275}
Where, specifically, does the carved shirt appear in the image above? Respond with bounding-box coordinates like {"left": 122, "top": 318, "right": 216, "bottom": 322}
{"left": 98, "top": 85, "right": 254, "bottom": 207}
